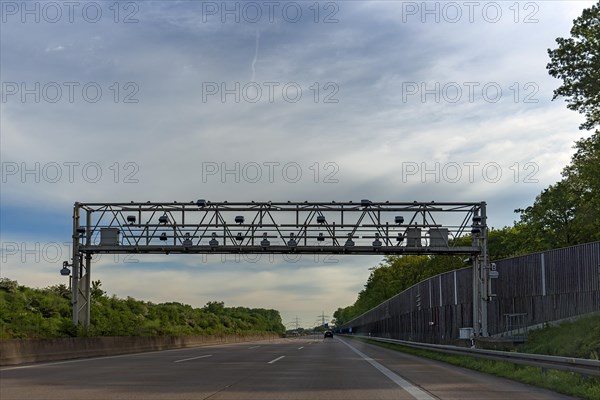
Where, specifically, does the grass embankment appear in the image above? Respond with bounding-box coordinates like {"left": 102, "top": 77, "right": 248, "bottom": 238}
{"left": 362, "top": 314, "right": 600, "bottom": 400}
{"left": 518, "top": 314, "right": 600, "bottom": 360}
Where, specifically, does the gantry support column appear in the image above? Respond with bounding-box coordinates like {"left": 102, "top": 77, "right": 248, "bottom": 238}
{"left": 71, "top": 203, "right": 91, "bottom": 329}
{"left": 472, "top": 202, "right": 489, "bottom": 337}
{"left": 480, "top": 202, "right": 489, "bottom": 337}
{"left": 71, "top": 203, "right": 80, "bottom": 326}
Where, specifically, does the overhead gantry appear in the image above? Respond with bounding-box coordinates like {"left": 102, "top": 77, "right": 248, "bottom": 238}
{"left": 63, "top": 200, "right": 491, "bottom": 337}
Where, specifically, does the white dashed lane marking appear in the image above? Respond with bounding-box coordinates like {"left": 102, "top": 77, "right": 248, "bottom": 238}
{"left": 174, "top": 355, "right": 212, "bottom": 363}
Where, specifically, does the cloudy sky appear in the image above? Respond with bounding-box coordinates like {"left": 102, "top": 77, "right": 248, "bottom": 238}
{"left": 1, "top": 0, "right": 596, "bottom": 328}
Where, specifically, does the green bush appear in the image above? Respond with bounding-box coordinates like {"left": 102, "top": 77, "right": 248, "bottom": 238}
{"left": 0, "top": 279, "right": 285, "bottom": 339}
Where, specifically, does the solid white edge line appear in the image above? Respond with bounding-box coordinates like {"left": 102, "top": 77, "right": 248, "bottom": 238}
{"left": 339, "top": 339, "right": 436, "bottom": 400}
{"left": 248, "top": 346, "right": 261, "bottom": 349}
{"left": 174, "top": 355, "right": 213, "bottom": 363}
{"left": 268, "top": 356, "right": 285, "bottom": 364}
{"left": 298, "top": 347, "right": 304, "bottom": 350}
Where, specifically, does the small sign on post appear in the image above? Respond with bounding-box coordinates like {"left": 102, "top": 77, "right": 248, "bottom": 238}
{"left": 489, "top": 263, "right": 499, "bottom": 279}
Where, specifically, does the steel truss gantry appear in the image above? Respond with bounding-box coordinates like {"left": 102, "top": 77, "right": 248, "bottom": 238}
{"left": 66, "top": 200, "right": 491, "bottom": 337}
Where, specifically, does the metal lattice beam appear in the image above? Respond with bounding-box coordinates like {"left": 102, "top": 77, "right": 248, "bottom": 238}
{"left": 75, "top": 201, "right": 485, "bottom": 255}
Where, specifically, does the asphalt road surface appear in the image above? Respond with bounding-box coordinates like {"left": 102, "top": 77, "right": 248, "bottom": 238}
{"left": 0, "top": 336, "right": 576, "bottom": 400}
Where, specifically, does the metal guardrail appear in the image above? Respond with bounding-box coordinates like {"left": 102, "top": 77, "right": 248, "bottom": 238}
{"left": 344, "top": 335, "right": 600, "bottom": 377}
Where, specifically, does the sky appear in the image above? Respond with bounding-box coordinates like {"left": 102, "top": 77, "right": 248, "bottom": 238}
{"left": 1, "top": 0, "right": 597, "bottom": 329}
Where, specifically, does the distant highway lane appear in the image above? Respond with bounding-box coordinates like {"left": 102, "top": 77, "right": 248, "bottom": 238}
{"left": 0, "top": 336, "right": 576, "bottom": 400}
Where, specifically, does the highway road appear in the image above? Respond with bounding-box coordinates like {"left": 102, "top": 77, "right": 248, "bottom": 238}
{"left": 0, "top": 336, "right": 576, "bottom": 400}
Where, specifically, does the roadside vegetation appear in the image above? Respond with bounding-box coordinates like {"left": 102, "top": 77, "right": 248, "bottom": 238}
{"left": 363, "top": 337, "right": 600, "bottom": 400}
{"left": 518, "top": 314, "right": 600, "bottom": 360}
{"left": 0, "top": 278, "right": 285, "bottom": 339}
{"left": 358, "top": 308, "right": 600, "bottom": 398}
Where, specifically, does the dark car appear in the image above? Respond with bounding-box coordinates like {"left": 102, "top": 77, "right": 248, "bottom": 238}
{"left": 324, "top": 330, "right": 334, "bottom": 338}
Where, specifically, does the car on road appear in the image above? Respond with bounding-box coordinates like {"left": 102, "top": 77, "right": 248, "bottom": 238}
{"left": 324, "top": 330, "right": 334, "bottom": 339}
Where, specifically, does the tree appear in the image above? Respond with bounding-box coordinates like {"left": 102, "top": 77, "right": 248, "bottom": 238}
{"left": 546, "top": 3, "right": 600, "bottom": 130}
{"left": 562, "top": 131, "right": 600, "bottom": 241}
{"left": 515, "top": 130, "right": 600, "bottom": 247}
{"left": 0, "top": 278, "right": 18, "bottom": 293}
{"left": 516, "top": 181, "right": 581, "bottom": 249}
{"left": 204, "top": 301, "right": 225, "bottom": 315}
{"left": 530, "top": 2, "right": 600, "bottom": 247}
{"left": 46, "top": 284, "right": 70, "bottom": 299}
{"left": 91, "top": 280, "right": 106, "bottom": 299}
{"left": 547, "top": 3, "right": 600, "bottom": 131}
{"left": 487, "top": 226, "right": 534, "bottom": 259}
